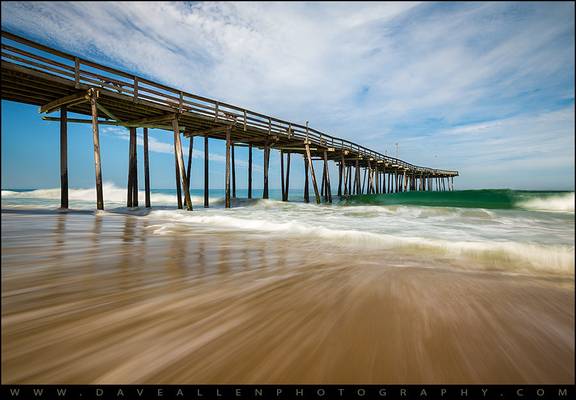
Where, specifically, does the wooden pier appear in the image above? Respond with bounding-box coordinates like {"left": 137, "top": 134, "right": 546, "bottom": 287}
{"left": 1, "top": 31, "right": 458, "bottom": 210}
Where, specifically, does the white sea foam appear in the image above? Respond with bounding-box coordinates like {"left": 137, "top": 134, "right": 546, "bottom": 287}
{"left": 517, "top": 192, "right": 574, "bottom": 213}
{"left": 146, "top": 209, "right": 574, "bottom": 276}
{"left": 1, "top": 183, "right": 214, "bottom": 205}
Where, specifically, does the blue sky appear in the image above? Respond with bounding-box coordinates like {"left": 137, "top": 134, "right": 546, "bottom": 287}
{"left": 1, "top": 1, "right": 574, "bottom": 190}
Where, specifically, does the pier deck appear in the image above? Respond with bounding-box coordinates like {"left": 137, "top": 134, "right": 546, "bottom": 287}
{"left": 1, "top": 30, "right": 458, "bottom": 209}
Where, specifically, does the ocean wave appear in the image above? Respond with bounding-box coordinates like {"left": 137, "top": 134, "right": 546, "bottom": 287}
{"left": 516, "top": 192, "right": 574, "bottom": 213}
{"left": 1, "top": 183, "right": 213, "bottom": 205}
{"left": 146, "top": 210, "right": 574, "bottom": 276}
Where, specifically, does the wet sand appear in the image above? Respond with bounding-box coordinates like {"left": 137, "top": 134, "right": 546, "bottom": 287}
{"left": 1, "top": 210, "right": 574, "bottom": 384}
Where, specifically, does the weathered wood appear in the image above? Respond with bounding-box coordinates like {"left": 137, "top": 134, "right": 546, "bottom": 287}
{"left": 172, "top": 119, "right": 192, "bottom": 211}
{"left": 320, "top": 163, "right": 326, "bottom": 198}
{"left": 225, "top": 127, "right": 231, "bottom": 208}
{"left": 337, "top": 161, "right": 343, "bottom": 197}
{"left": 231, "top": 141, "right": 236, "bottom": 198}
{"left": 174, "top": 141, "right": 182, "bottom": 209}
{"left": 323, "top": 150, "right": 332, "bottom": 203}
{"left": 305, "top": 143, "right": 321, "bottom": 204}
{"left": 304, "top": 155, "right": 309, "bottom": 203}
{"left": 127, "top": 128, "right": 133, "bottom": 207}
{"left": 131, "top": 127, "right": 138, "bottom": 207}
{"left": 186, "top": 134, "right": 193, "bottom": 194}
{"left": 60, "top": 106, "right": 68, "bottom": 209}
{"left": 281, "top": 150, "right": 285, "bottom": 201}
{"left": 41, "top": 90, "right": 89, "bottom": 114}
{"left": 263, "top": 140, "right": 270, "bottom": 199}
{"left": 88, "top": 90, "right": 104, "bottom": 210}
{"left": 285, "top": 152, "right": 291, "bottom": 202}
{"left": 361, "top": 167, "right": 367, "bottom": 194}
{"left": 248, "top": 143, "right": 253, "bottom": 199}
{"left": 204, "top": 135, "right": 209, "bottom": 208}
{"left": 96, "top": 102, "right": 121, "bottom": 121}
{"left": 123, "top": 113, "right": 177, "bottom": 127}
{"left": 143, "top": 127, "right": 151, "bottom": 208}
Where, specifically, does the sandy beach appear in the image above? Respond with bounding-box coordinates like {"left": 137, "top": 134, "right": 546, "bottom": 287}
{"left": 2, "top": 208, "right": 573, "bottom": 384}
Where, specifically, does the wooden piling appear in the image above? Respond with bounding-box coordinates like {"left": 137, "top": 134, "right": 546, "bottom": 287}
{"left": 174, "top": 136, "right": 183, "bottom": 209}
{"left": 89, "top": 91, "right": 104, "bottom": 210}
{"left": 225, "top": 127, "right": 231, "bottom": 208}
{"left": 143, "top": 127, "right": 151, "bottom": 208}
{"left": 60, "top": 105, "right": 68, "bottom": 209}
{"left": 127, "top": 127, "right": 134, "bottom": 207}
{"left": 131, "top": 127, "right": 138, "bottom": 207}
{"left": 263, "top": 141, "right": 269, "bottom": 199}
{"left": 337, "top": 162, "right": 343, "bottom": 197}
{"left": 172, "top": 119, "right": 192, "bottom": 211}
{"left": 281, "top": 150, "right": 285, "bottom": 200}
{"left": 304, "top": 155, "right": 310, "bottom": 203}
{"left": 305, "top": 142, "right": 321, "bottom": 204}
{"left": 231, "top": 141, "right": 236, "bottom": 198}
{"left": 285, "top": 152, "right": 291, "bottom": 201}
{"left": 186, "top": 134, "right": 193, "bottom": 194}
{"left": 248, "top": 143, "right": 252, "bottom": 199}
{"left": 323, "top": 150, "right": 332, "bottom": 203}
{"left": 204, "top": 135, "right": 209, "bottom": 208}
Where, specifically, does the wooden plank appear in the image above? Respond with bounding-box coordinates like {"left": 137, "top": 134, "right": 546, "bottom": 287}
{"left": 172, "top": 119, "right": 192, "bottom": 211}
{"left": 143, "top": 127, "right": 151, "bottom": 208}
{"left": 186, "top": 134, "right": 193, "bottom": 197}
{"left": 60, "top": 106, "right": 68, "bottom": 209}
{"left": 96, "top": 102, "right": 121, "bottom": 121}
{"left": 89, "top": 90, "right": 104, "bottom": 210}
{"left": 40, "top": 90, "right": 88, "bottom": 114}
{"left": 123, "top": 112, "right": 176, "bottom": 127}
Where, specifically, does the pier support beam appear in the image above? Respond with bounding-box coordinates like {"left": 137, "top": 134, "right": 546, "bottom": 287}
{"left": 305, "top": 142, "right": 321, "bottom": 204}
{"left": 323, "top": 150, "right": 332, "bottom": 203}
{"left": 285, "top": 152, "right": 290, "bottom": 201}
{"left": 204, "top": 135, "right": 209, "bottom": 208}
{"left": 186, "top": 133, "right": 193, "bottom": 200}
{"left": 281, "top": 150, "right": 285, "bottom": 201}
{"left": 172, "top": 119, "right": 192, "bottom": 211}
{"left": 131, "top": 127, "right": 138, "bottom": 207}
{"left": 231, "top": 141, "right": 236, "bottom": 199}
{"left": 263, "top": 141, "right": 270, "bottom": 199}
{"left": 225, "top": 127, "right": 231, "bottom": 208}
{"left": 304, "top": 155, "right": 309, "bottom": 203}
{"left": 60, "top": 106, "right": 68, "bottom": 209}
{"left": 248, "top": 143, "right": 252, "bottom": 199}
{"left": 88, "top": 89, "right": 104, "bottom": 210}
{"left": 338, "top": 162, "right": 343, "bottom": 197}
{"left": 174, "top": 136, "right": 182, "bottom": 209}
{"left": 143, "top": 128, "right": 151, "bottom": 208}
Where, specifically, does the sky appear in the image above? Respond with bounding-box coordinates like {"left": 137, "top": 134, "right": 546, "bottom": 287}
{"left": 1, "top": 1, "right": 574, "bottom": 191}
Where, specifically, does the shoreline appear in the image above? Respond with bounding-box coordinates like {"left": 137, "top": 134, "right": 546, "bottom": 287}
{"left": 2, "top": 210, "right": 574, "bottom": 384}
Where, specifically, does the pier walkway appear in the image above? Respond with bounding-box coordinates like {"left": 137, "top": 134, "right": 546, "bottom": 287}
{"left": 1, "top": 30, "right": 458, "bottom": 210}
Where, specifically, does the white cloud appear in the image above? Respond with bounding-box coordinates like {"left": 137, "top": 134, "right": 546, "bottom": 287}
{"left": 1, "top": 1, "right": 573, "bottom": 188}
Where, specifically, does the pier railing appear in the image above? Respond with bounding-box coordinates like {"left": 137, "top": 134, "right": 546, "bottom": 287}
{"left": 1, "top": 31, "right": 457, "bottom": 176}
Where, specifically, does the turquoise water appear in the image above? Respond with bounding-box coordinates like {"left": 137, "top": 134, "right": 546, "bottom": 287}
{"left": 2, "top": 186, "right": 574, "bottom": 276}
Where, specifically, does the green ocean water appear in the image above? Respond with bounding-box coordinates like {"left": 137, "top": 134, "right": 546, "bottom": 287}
{"left": 343, "top": 189, "right": 574, "bottom": 211}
